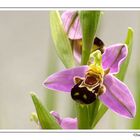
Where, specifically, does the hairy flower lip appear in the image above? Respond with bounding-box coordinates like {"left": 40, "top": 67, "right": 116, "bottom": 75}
{"left": 43, "top": 44, "right": 136, "bottom": 118}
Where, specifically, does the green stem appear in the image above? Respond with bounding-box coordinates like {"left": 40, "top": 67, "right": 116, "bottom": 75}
{"left": 76, "top": 103, "right": 90, "bottom": 129}
{"left": 91, "top": 103, "right": 108, "bottom": 128}
{"left": 88, "top": 99, "right": 100, "bottom": 127}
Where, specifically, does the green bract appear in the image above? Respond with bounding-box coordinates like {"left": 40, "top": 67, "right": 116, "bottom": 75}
{"left": 31, "top": 92, "right": 61, "bottom": 129}
{"left": 50, "top": 11, "right": 74, "bottom": 68}
{"left": 79, "top": 11, "right": 101, "bottom": 65}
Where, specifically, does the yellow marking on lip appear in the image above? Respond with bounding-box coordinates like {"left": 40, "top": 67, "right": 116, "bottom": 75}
{"left": 83, "top": 94, "right": 87, "bottom": 99}
{"left": 74, "top": 92, "right": 79, "bottom": 96}
{"left": 88, "top": 64, "right": 104, "bottom": 76}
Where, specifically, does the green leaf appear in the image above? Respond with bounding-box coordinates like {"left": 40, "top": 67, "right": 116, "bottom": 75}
{"left": 79, "top": 11, "right": 101, "bottom": 65}
{"left": 132, "top": 68, "right": 140, "bottom": 129}
{"left": 116, "top": 27, "right": 133, "bottom": 81}
{"left": 50, "top": 11, "right": 74, "bottom": 68}
{"left": 30, "top": 92, "right": 61, "bottom": 129}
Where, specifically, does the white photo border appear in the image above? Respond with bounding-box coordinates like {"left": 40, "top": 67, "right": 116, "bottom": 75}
{"left": 0, "top": 7, "right": 139, "bottom": 140}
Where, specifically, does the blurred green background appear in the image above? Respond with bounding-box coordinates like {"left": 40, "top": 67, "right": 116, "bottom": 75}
{"left": 0, "top": 11, "right": 139, "bottom": 129}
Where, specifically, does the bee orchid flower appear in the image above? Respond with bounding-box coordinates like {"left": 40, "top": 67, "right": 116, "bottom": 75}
{"left": 61, "top": 11, "right": 104, "bottom": 64}
{"left": 43, "top": 44, "right": 136, "bottom": 119}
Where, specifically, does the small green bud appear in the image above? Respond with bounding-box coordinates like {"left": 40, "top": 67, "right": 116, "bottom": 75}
{"left": 30, "top": 112, "right": 39, "bottom": 124}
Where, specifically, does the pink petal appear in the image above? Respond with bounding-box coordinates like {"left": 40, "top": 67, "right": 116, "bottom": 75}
{"left": 51, "top": 111, "right": 77, "bottom": 129}
{"left": 50, "top": 111, "right": 62, "bottom": 124}
{"left": 99, "top": 74, "right": 136, "bottom": 118}
{"left": 102, "top": 44, "right": 128, "bottom": 74}
{"left": 43, "top": 66, "right": 88, "bottom": 93}
{"left": 61, "top": 118, "right": 77, "bottom": 129}
{"left": 73, "top": 40, "right": 82, "bottom": 64}
{"left": 61, "top": 11, "right": 82, "bottom": 40}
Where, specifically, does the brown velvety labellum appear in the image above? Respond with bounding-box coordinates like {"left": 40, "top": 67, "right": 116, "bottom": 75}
{"left": 71, "top": 80, "right": 100, "bottom": 104}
